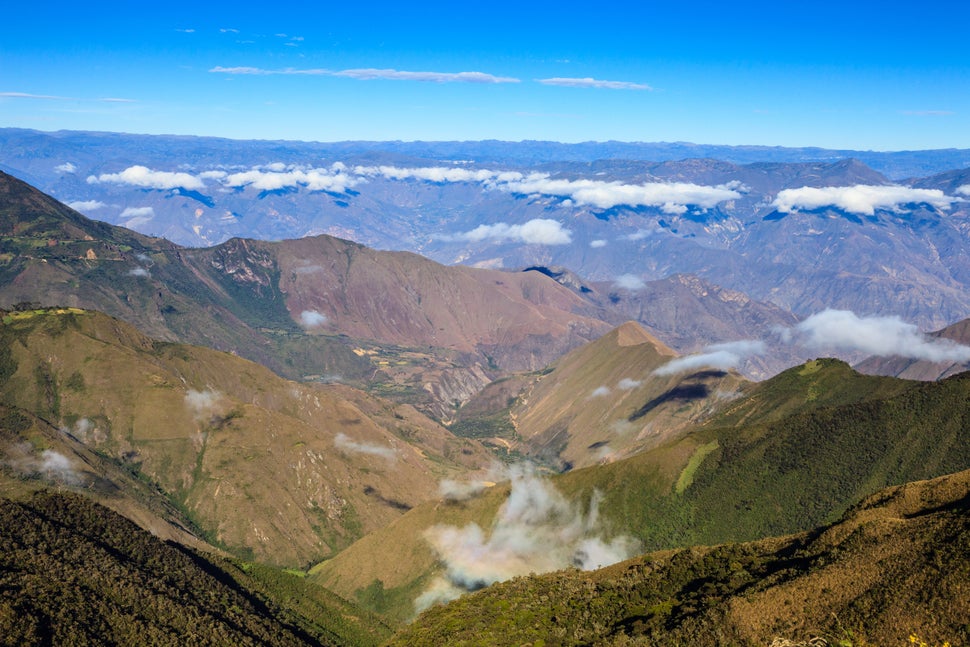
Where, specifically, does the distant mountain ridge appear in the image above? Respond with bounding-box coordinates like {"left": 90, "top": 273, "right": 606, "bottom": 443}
{"left": 4, "top": 128, "right": 969, "bottom": 330}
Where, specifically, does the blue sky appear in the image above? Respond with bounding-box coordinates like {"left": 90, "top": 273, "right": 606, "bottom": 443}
{"left": 2, "top": 1, "right": 968, "bottom": 150}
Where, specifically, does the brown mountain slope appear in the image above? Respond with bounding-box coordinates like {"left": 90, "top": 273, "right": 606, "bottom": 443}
{"left": 855, "top": 316, "right": 970, "bottom": 380}
{"left": 0, "top": 170, "right": 613, "bottom": 418}
{"left": 390, "top": 468, "right": 970, "bottom": 646}
{"left": 0, "top": 308, "right": 492, "bottom": 566}
{"left": 275, "top": 235, "right": 609, "bottom": 366}
{"left": 509, "top": 321, "right": 749, "bottom": 469}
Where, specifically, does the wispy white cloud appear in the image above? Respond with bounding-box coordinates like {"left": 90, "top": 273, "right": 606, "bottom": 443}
{"left": 0, "top": 91, "right": 68, "bottom": 100}
{"left": 590, "top": 386, "right": 611, "bottom": 397}
{"left": 334, "top": 432, "right": 396, "bottom": 460}
{"left": 613, "top": 274, "right": 645, "bottom": 290}
{"left": 784, "top": 310, "right": 970, "bottom": 362}
{"left": 128, "top": 267, "right": 150, "bottom": 278}
{"left": 590, "top": 239, "right": 608, "bottom": 248}
{"left": 210, "top": 66, "right": 520, "bottom": 83}
{"left": 89, "top": 165, "right": 205, "bottom": 191}
{"left": 503, "top": 176, "right": 742, "bottom": 211}
{"left": 185, "top": 388, "right": 225, "bottom": 422}
{"left": 355, "top": 165, "right": 524, "bottom": 184}
{"left": 416, "top": 465, "right": 638, "bottom": 612}
{"left": 120, "top": 206, "right": 155, "bottom": 219}
{"left": 66, "top": 199, "right": 105, "bottom": 211}
{"left": 957, "top": 185, "right": 970, "bottom": 196}
{"left": 654, "top": 340, "right": 766, "bottom": 376}
{"left": 449, "top": 218, "right": 572, "bottom": 245}
{"left": 0, "top": 92, "right": 135, "bottom": 103}
{"left": 772, "top": 185, "right": 957, "bottom": 215}
{"left": 298, "top": 310, "right": 328, "bottom": 328}
{"left": 223, "top": 165, "right": 358, "bottom": 192}
{"left": 55, "top": 162, "right": 77, "bottom": 173}
{"left": 537, "top": 77, "right": 652, "bottom": 90}
{"left": 617, "top": 378, "right": 642, "bottom": 390}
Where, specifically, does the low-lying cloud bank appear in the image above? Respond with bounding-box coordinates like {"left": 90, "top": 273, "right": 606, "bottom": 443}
{"left": 89, "top": 165, "right": 205, "bottom": 191}
{"left": 416, "top": 465, "right": 639, "bottom": 612}
{"left": 784, "top": 309, "right": 970, "bottom": 362}
{"left": 77, "top": 163, "right": 746, "bottom": 216}
{"left": 772, "top": 185, "right": 957, "bottom": 215}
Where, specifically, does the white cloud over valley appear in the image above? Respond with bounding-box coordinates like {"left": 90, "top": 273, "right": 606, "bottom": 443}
{"left": 298, "top": 310, "right": 328, "bottom": 328}
{"left": 333, "top": 432, "right": 396, "bottom": 460}
{"left": 223, "top": 166, "right": 359, "bottom": 193}
{"left": 417, "top": 465, "right": 639, "bottom": 611}
{"left": 654, "top": 340, "right": 766, "bottom": 375}
{"left": 450, "top": 218, "right": 572, "bottom": 245}
{"left": 784, "top": 310, "right": 970, "bottom": 362}
{"left": 90, "top": 165, "right": 205, "bottom": 191}
{"left": 772, "top": 185, "right": 957, "bottom": 215}
{"left": 614, "top": 274, "right": 646, "bottom": 290}
{"left": 66, "top": 200, "right": 106, "bottom": 211}
{"left": 502, "top": 176, "right": 743, "bottom": 211}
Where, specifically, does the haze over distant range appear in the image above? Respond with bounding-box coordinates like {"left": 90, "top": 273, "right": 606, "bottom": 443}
{"left": 2, "top": 0, "right": 969, "bottom": 149}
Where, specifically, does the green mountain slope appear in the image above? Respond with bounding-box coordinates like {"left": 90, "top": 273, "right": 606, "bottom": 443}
{"left": 0, "top": 488, "right": 391, "bottom": 646}
{"left": 313, "top": 360, "right": 970, "bottom": 623}
{"left": 390, "top": 468, "right": 970, "bottom": 646}
{"left": 508, "top": 321, "right": 749, "bottom": 469}
{"left": 0, "top": 307, "right": 492, "bottom": 567}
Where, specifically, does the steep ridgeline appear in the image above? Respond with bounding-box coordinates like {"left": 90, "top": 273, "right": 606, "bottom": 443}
{"left": 390, "top": 468, "right": 970, "bottom": 646}
{"left": 312, "top": 360, "right": 970, "bottom": 624}
{"left": 0, "top": 489, "right": 391, "bottom": 646}
{"left": 0, "top": 308, "right": 493, "bottom": 567}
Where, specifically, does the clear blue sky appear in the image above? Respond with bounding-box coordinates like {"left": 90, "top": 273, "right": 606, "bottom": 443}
{"left": 2, "top": 1, "right": 968, "bottom": 150}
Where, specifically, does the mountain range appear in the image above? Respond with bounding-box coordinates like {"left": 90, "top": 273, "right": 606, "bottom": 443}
{"left": 2, "top": 136, "right": 970, "bottom": 645}
{"left": 3, "top": 129, "right": 970, "bottom": 331}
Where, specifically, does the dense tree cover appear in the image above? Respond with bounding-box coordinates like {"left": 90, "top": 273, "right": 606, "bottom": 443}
{"left": 390, "top": 470, "right": 970, "bottom": 646}
{"left": 0, "top": 490, "right": 389, "bottom": 646}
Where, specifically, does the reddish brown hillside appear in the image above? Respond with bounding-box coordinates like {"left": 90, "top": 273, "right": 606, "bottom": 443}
{"left": 275, "top": 235, "right": 611, "bottom": 371}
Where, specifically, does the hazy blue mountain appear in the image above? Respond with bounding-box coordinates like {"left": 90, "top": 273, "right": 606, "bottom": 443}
{"left": 4, "top": 128, "right": 970, "bottom": 330}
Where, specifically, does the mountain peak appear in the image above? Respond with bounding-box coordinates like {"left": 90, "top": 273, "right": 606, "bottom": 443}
{"left": 612, "top": 320, "right": 674, "bottom": 352}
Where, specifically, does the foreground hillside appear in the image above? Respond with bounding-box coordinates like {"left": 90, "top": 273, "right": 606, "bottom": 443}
{"left": 0, "top": 307, "right": 492, "bottom": 566}
{"left": 390, "top": 468, "right": 970, "bottom": 646}
{"left": 0, "top": 489, "right": 390, "bottom": 646}
{"left": 314, "top": 360, "right": 970, "bottom": 622}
